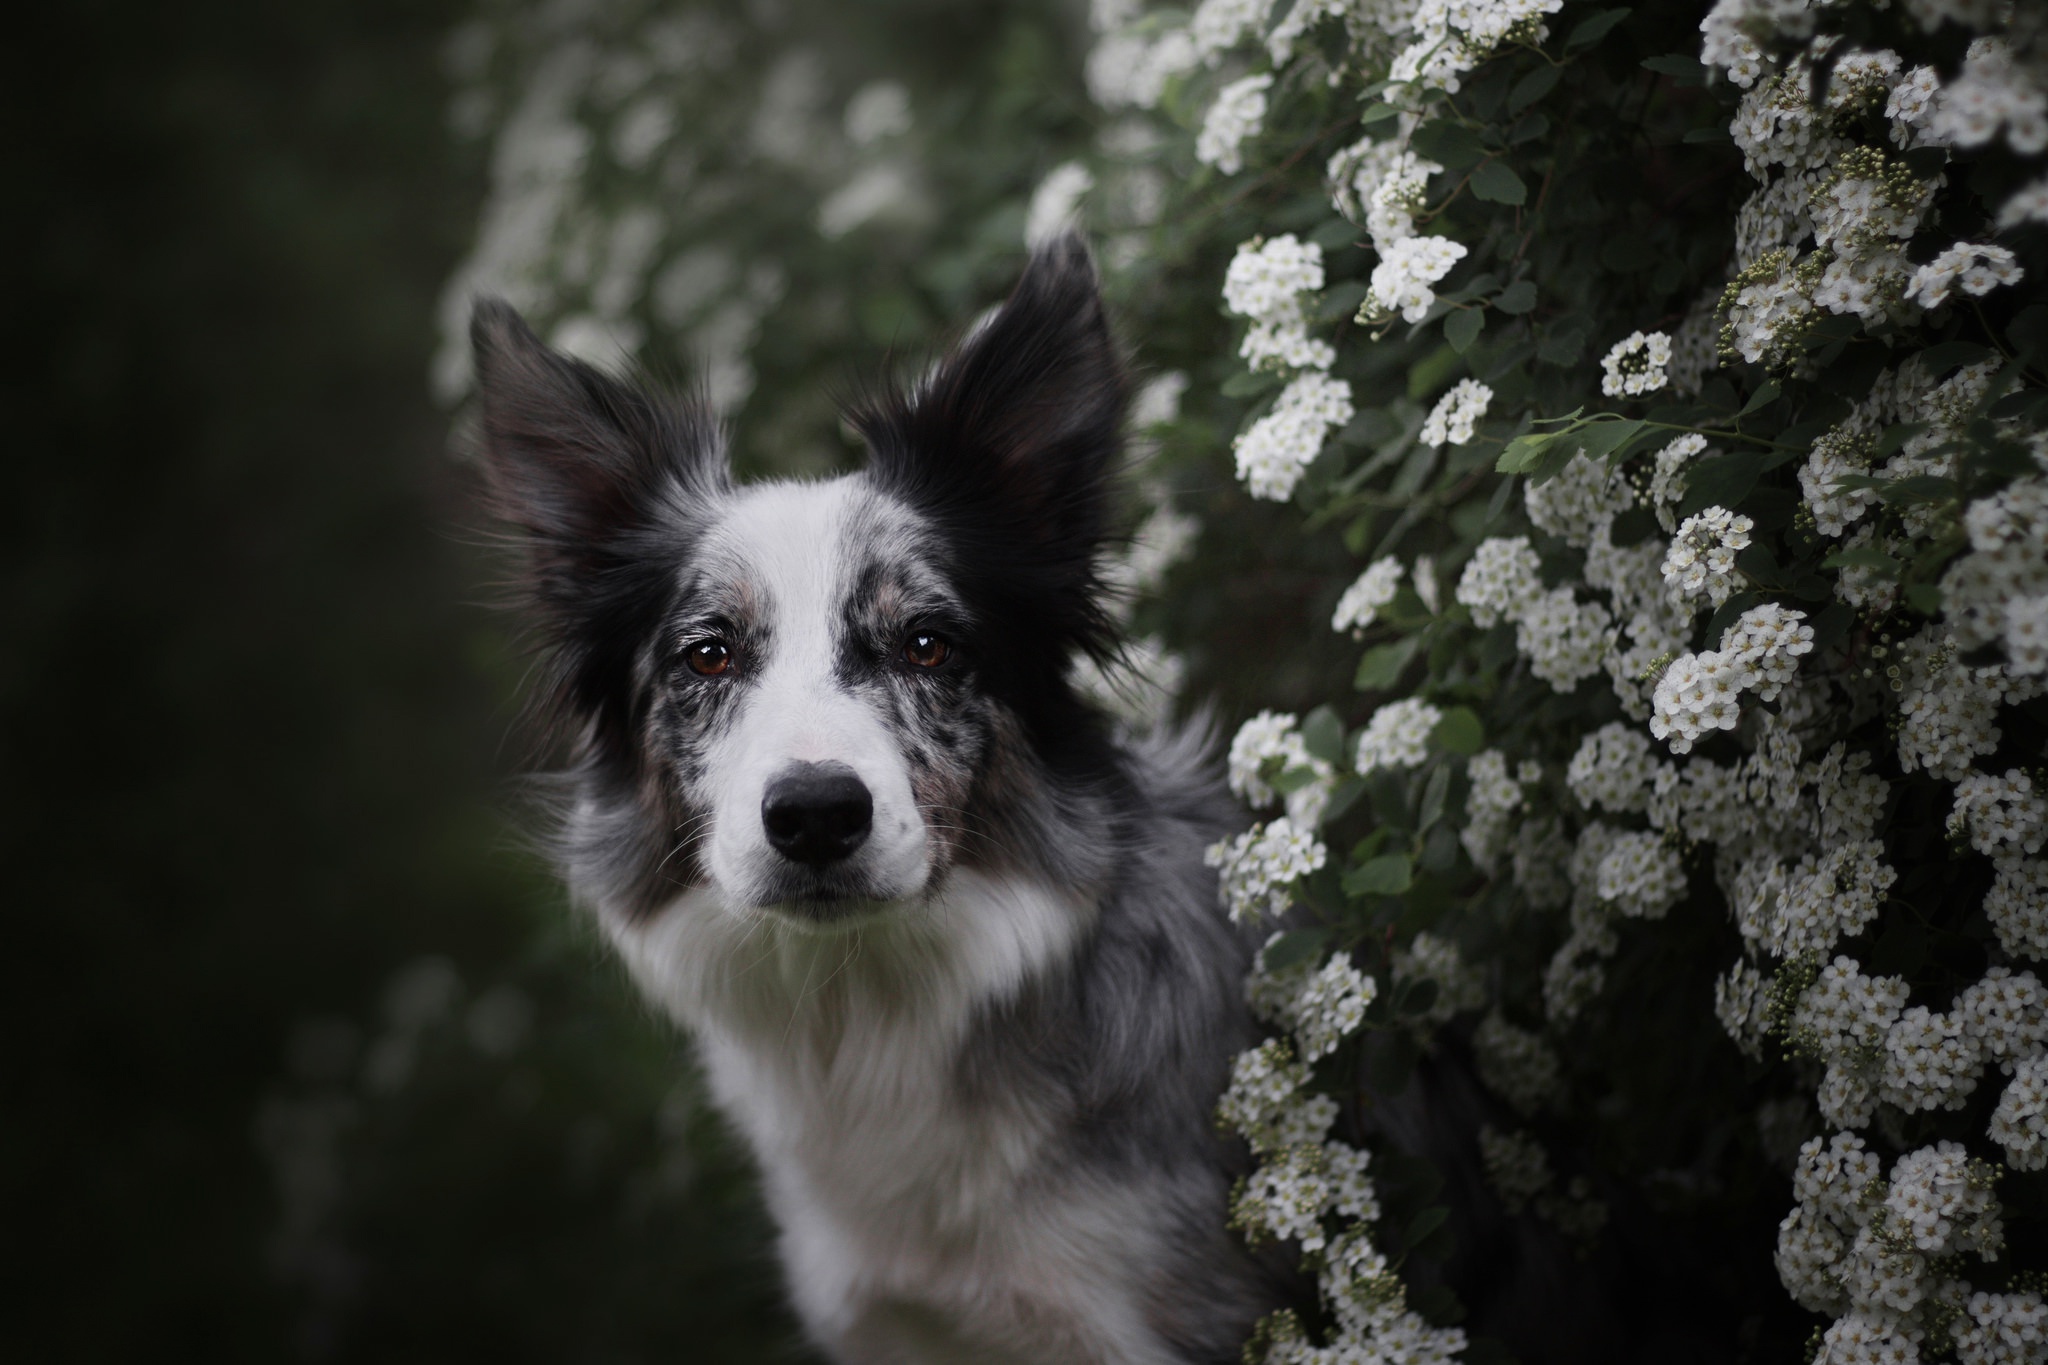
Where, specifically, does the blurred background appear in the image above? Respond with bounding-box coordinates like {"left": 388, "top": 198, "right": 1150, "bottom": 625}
{"left": 4, "top": 1, "right": 1204, "bottom": 1360}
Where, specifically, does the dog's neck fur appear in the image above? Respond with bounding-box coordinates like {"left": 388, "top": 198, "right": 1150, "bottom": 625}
{"left": 593, "top": 858, "right": 1197, "bottom": 1365}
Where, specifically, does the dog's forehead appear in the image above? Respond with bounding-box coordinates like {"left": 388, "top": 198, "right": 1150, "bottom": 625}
{"left": 691, "top": 477, "right": 938, "bottom": 616}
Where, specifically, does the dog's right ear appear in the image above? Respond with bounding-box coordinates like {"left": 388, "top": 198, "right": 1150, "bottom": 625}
{"left": 470, "top": 298, "right": 726, "bottom": 737}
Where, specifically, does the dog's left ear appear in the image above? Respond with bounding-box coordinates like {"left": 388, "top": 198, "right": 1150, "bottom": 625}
{"left": 856, "top": 232, "right": 1127, "bottom": 654}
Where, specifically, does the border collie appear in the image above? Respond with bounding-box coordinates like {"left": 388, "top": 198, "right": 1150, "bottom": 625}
{"left": 471, "top": 235, "right": 1273, "bottom": 1364}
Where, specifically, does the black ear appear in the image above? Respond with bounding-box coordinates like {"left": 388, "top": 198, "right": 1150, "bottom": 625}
{"left": 470, "top": 298, "right": 725, "bottom": 746}
{"left": 854, "top": 232, "right": 1128, "bottom": 663}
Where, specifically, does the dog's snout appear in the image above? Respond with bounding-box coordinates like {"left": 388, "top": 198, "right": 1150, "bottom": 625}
{"left": 762, "top": 762, "right": 874, "bottom": 867}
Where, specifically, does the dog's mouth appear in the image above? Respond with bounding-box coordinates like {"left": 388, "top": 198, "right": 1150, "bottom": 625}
{"left": 750, "top": 865, "right": 913, "bottom": 921}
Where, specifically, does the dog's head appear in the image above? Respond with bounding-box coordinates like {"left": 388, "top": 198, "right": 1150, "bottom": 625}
{"left": 474, "top": 235, "right": 1129, "bottom": 925}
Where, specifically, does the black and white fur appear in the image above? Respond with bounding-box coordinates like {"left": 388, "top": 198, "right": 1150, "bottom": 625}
{"left": 472, "top": 236, "right": 1275, "bottom": 1364}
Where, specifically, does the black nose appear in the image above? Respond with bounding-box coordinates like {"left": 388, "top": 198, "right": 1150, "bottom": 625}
{"left": 761, "top": 762, "right": 873, "bottom": 867}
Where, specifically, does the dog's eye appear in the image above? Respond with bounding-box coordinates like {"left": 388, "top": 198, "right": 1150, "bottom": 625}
{"left": 684, "top": 640, "right": 733, "bottom": 677}
{"left": 902, "top": 633, "right": 951, "bottom": 669}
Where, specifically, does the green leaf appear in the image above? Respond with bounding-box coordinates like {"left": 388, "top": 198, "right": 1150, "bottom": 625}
{"left": 1822, "top": 547, "right": 1904, "bottom": 577}
{"left": 1410, "top": 119, "right": 1487, "bottom": 169}
{"left": 1882, "top": 474, "right": 1959, "bottom": 506}
{"left": 1403, "top": 978, "right": 1440, "bottom": 1017}
{"left": 1417, "top": 1285, "right": 1466, "bottom": 1326}
{"left": 1905, "top": 582, "right": 1944, "bottom": 614}
{"left": 1311, "top": 217, "right": 1362, "bottom": 251}
{"left": 1508, "top": 64, "right": 1560, "bottom": 114}
{"left": 1355, "top": 636, "right": 1421, "bottom": 691}
{"left": 1317, "top": 279, "right": 1370, "bottom": 321}
{"left": 1641, "top": 53, "right": 1705, "bottom": 84}
{"left": 1496, "top": 431, "right": 1555, "bottom": 474}
{"left": 1494, "top": 280, "right": 1537, "bottom": 314}
{"left": 1220, "top": 369, "right": 1279, "bottom": 399}
{"left": 1682, "top": 126, "right": 1728, "bottom": 144}
{"left": 1916, "top": 340, "right": 1995, "bottom": 377}
{"left": 1809, "top": 603, "right": 1854, "bottom": 654}
{"left": 1405, "top": 1205, "right": 1451, "bottom": 1246}
{"left": 1260, "top": 928, "right": 1330, "bottom": 973}
{"left": 1736, "top": 381, "right": 1781, "bottom": 418}
{"left": 1562, "top": 417, "right": 1646, "bottom": 466}
{"left": 1418, "top": 763, "right": 1451, "bottom": 833}
{"left": 1271, "top": 764, "right": 1323, "bottom": 794}
{"left": 1321, "top": 776, "right": 1368, "bottom": 826}
{"left": 1677, "top": 450, "right": 1765, "bottom": 518}
{"left": 1302, "top": 705, "right": 1346, "bottom": 766}
{"left": 1431, "top": 706, "right": 1484, "bottom": 755}
{"left": 1346, "top": 852, "right": 1414, "bottom": 898}
{"left": 1407, "top": 343, "right": 1464, "bottom": 400}
{"left": 1537, "top": 323, "right": 1586, "bottom": 366}
{"left": 1470, "top": 159, "right": 1527, "bottom": 205}
{"left": 1446, "top": 307, "right": 1485, "bottom": 353}
{"left": 1358, "top": 101, "right": 1401, "bottom": 126}
{"left": 1566, "top": 8, "right": 1630, "bottom": 50}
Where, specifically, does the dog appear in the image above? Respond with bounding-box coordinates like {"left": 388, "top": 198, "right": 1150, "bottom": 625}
{"left": 470, "top": 235, "right": 1277, "bottom": 1364}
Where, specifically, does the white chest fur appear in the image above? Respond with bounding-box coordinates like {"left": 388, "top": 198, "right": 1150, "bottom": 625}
{"left": 601, "top": 871, "right": 1185, "bottom": 1365}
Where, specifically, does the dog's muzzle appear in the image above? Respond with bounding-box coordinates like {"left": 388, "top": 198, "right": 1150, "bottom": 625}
{"left": 762, "top": 761, "right": 873, "bottom": 867}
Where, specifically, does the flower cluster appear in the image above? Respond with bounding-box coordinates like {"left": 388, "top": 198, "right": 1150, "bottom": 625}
{"left": 1081, "top": 0, "right": 2048, "bottom": 1354}
{"left": 1207, "top": 819, "right": 1329, "bottom": 924}
{"left": 1332, "top": 558, "right": 1404, "bottom": 634}
{"left": 1650, "top": 604, "right": 1815, "bottom": 754}
{"left": 1420, "top": 378, "right": 1492, "bottom": 449}
{"left": 1661, "top": 506, "right": 1754, "bottom": 607}
{"left": 1599, "top": 330, "right": 1673, "bottom": 398}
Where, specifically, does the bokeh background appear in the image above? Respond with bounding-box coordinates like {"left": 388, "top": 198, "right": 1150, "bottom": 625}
{"left": 7, "top": 2, "right": 1184, "bottom": 1360}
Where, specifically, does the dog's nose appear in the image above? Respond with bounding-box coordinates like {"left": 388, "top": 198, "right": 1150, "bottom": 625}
{"left": 761, "top": 762, "right": 873, "bottom": 866}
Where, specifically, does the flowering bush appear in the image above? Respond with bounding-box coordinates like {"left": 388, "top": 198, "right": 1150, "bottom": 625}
{"left": 436, "top": 0, "right": 2048, "bottom": 1356}
{"left": 1077, "top": 0, "right": 2048, "bottom": 1358}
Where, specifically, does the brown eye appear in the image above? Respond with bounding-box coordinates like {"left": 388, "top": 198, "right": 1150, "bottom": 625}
{"left": 903, "top": 632, "right": 951, "bottom": 669}
{"left": 684, "top": 640, "right": 732, "bottom": 677}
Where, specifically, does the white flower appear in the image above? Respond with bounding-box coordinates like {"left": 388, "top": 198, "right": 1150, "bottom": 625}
{"left": 1567, "top": 722, "right": 1662, "bottom": 814}
{"left": 1954, "top": 1289, "right": 2048, "bottom": 1364}
{"left": 1906, "top": 241, "right": 2024, "bottom": 310}
{"left": 1988, "top": 857, "right": 2048, "bottom": 961}
{"left": 1884, "top": 1141, "right": 2001, "bottom": 1256}
{"left": 1224, "top": 235, "right": 1325, "bottom": 320}
{"left": 1195, "top": 73, "right": 1273, "bottom": 175}
{"left": 1472, "top": 1011, "right": 1563, "bottom": 1115}
{"left": 1878, "top": 1005, "right": 1982, "bottom": 1112}
{"left": 1478, "top": 1125, "right": 1553, "bottom": 1213}
{"left": 1365, "top": 235, "right": 1468, "bottom": 323}
{"left": 1420, "top": 378, "right": 1491, "bottom": 448}
{"left": 1216, "top": 1037, "right": 1320, "bottom": 1153}
{"left": 1515, "top": 586, "right": 1613, "bottom": 692}
{"left": 1594, "top": 829, "right": 1687, "bottom": 918}
{"left": 1354, "top": 698, "right": 1442, "bottom": 773}
{"left": 1524, "top": 451, "right": 1634, "bottom": 548}
{"left": 1599, "top": 329, "right": 1674, "bottom": 397}
{"left": 1647, "top": 433, "right": 1709, "bottom": 531}
{"left": 1206, "top": 818, "right": 1328, "bottom": 924}
{"left": 1991, "top": 1056, "right": 2048, "bottom": 1172}
{"left": 1455, "top": 536, "right": 1544, "bottom": 627}
{"left": 2000, "top": 174, "right": 2048, "bottom": 229}
{"left": 1951, "top": 769, "right": 2048, "bottom": 858}
{"left": 1957, "top": 966, "right": 2048, "bottom": 1072}
{"left": 1227, "top": 710, "right": 1322, "bottom": 808}
{"left": 1930, "top": 36, "right": 2048, "bottom": 157}
{"left": 1085, "top": 28, "right": 1200, "bottom": 110}
{"left": 1460, "top": 749, "right": 1524, "bottom": 871}
{"left": 1333, "top": 557, "right": 1405, "bottom": 633}
{"left": 1290, "top": 955, "right": 1377, "bottom": 1061}
{"left": 1233, "top": 372, "right": 1354, "bottom": 500}
{"left": 1662, "top": 506, "right": 1755, "bottom": 607}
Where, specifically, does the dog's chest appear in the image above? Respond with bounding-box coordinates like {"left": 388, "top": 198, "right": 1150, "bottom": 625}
{"left": 698, "top": 1020, "right": 1176, "bottom": 1365}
